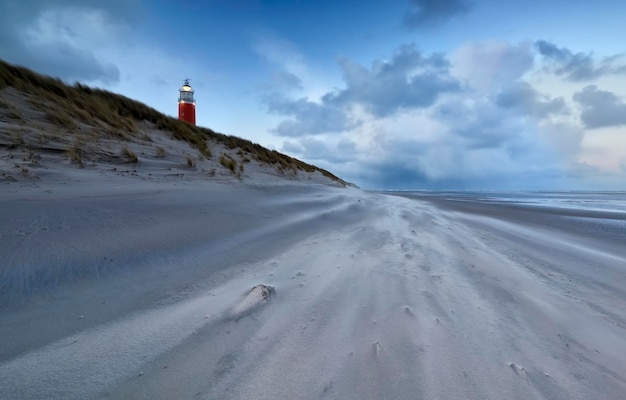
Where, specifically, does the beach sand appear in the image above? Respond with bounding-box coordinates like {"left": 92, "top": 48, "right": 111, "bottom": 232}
{"left": 1, "top": 179, "right": 625, "bottom": 399}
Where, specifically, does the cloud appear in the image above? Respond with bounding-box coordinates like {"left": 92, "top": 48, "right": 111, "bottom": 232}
{"left": 0, "top": 0, "right": 202, "bottom": 124}
{"left": 265, "top": 41, "right": 585, "bottom": 189}
{"left": 349, "top": 126, "right": 559, "bottom": 189}
{"left": 0, "top": 0, "right": 140, "bottom": 84}
{"left": 253, "top": 34, "right": 308, "bottom": 79}
{"left": 262, "top": 44, "right": 459, "bottom": 137}
{"left": 268, "top": 71, "right": 303, "bottom": 92}
{"left": 539, "top": 122, "right": 585, "bottom": 162}
{"left": 432, "top": 97, "right": 554, "bottom": 163}
{"left": 573, "top": 85, "right": 626, "bottom": 129}
{"left": 452, "top": 41, "right": 534, "bottom": 92}
{"left": 263, "top": 93, "right": 353, "bottom": 136}
{"left": 404, "top": 0, "right": 472, "bottom": 29}
{"left": 327, "top": 44, "right": 460, "bottom": 117}
{"left": 535, "top": 40, "right": 626, "bottom": 82}
{"left": 282, "top": 95, "right": 563, "bottom": 189}
{"left": 258, "top": 38, "right": 626, "bottom": 189}
{"left": 495, "top": 82, "right": 568, "bottom": 119}
{"left": 282, "top": 137, "right": 357, "bottom": 164}
{"left": 257, "top": 71, "right": 303, "bottom": 94}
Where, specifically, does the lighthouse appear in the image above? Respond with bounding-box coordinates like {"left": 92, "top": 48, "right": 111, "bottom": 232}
{"left": 178, "top": 79, "right": 196, "bottom": 125}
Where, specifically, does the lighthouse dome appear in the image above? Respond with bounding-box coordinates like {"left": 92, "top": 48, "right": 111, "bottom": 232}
{"left": 179, "top": 79, "right": 195, "bottom": 104}
{"left": 180, "top": 79, "right": 194, "bottom": 92}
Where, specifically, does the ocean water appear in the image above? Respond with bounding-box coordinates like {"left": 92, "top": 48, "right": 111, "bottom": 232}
{"left": 400, "top": 191, "right": 626, "bottom": 214}
{"left": 385, "top": 190, "right": 626, "bottom": 245}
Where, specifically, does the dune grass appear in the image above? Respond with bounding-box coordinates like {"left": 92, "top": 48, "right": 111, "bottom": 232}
{"left": 45, "top": 110, "right": 75, "bottom": 130}
{"left": 121, "top": 147, "right": 138, "bottom": 163}
{"left": 0, "top": 97, "right": 23, "bottom": 120}
{"left": 0, "top": 58, "right": 347, "bottom": 185}
{"left": 155, "top": 146, "right": 166, "bottom": 158}
{"left": 185, "top": 155, "right": 196, "bottom": 168}
{"left": 219, "top": 153, "right": 237, "bottom": 173}
{"left": 67, "top": 139, "right": 85, "bottom": 166}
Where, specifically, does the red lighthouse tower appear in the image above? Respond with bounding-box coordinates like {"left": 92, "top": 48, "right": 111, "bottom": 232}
{"left": 178, "top": 79, "right": 196, "bottom": 125}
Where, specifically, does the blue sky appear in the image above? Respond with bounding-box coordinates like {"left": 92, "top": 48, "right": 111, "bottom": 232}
{"left": 1, "top": 0, "right": 625, "bottom": 189}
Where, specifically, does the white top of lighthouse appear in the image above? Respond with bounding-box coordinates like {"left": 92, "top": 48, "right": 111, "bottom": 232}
{"left": 178, "top": 79, "right": 195, "bottom": 104}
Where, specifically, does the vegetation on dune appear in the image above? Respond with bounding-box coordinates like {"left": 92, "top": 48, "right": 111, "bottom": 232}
{"left": 219, "top": 153, "right": 236, "bottom": 173}
{"left": 219, "top": 153, "right": 245, "bottom": 179}
{"left": 0, "top": 97, "right": 23, "bottom": 120}
{"left": 10, "top": 131, "right": 25, "bottom": 149}
{"left": 155, "top": 146, "right": 166, "bottom": 158}
{"left": 121, "top": 146, "right": 138, "bottom": 163}
{"left": 45, "top": 109, "right": 75, "bottom": 129}
{"left": 0, "top": 59, "right": 348, "bottom": 185}
{"left": 67, "top": 139, "right": 85, "bottom": 166}
{"left": 185, "top": 155, "right": 196, "bottom": 168}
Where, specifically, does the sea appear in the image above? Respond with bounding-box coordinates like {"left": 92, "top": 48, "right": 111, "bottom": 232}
{"left": 390, "top": 191, "right": 626, "bottom": 215}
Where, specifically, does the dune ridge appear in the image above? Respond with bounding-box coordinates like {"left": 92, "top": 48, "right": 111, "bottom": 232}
{"left": 0, "top": 59, "right": 350, "bottom": 187}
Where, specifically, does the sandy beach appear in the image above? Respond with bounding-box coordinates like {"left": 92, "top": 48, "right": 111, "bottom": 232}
{"left": 1, "top": 179, "right": 625, "bottom": 399}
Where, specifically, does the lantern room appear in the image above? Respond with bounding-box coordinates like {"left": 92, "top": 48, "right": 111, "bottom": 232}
{"left": 178, "top": 79, "right": 196, "bottom": 125}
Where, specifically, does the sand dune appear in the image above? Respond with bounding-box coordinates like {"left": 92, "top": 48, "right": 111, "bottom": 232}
{"left": 1, "top": 181, "right": 625, "bottom": 399}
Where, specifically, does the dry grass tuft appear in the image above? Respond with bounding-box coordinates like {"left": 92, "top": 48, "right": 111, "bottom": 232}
{"left": 0, "top": 97, "right": 23, "bottom": 120}
{"left": 155, "top": 146, "right": 166, "bottom": 158}
{"left": 67, "top": 139, "right": 85, "bottom": 166}
{"left": 121, "top": 146, "right": 138, "bottom": 163}
{"left": 219, "top": 153, "right": 237, "bottom": 174}
{"left": 185, "top": 155, "right": 196, "bottom": 168}
{"left": 9, "top": 131, "right": 26, "bottom": 149}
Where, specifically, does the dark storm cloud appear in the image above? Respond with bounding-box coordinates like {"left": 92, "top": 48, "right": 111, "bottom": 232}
{"left": 404, "top": 0, "right": 472, "bottom": 28}
{"left": 327, "top": 44, "right": 460, "bottom": 117}
{"left": 0, "top": 0, "right": 140, "bottom": 83}
{"left": 535, "top": 40, "right": 626, "bottom": 82}
{"left": 495, "top": 82, "right": 568, "bottom": 119}
{"left": 573, "top": 86, "right": 626, "bottom": 129}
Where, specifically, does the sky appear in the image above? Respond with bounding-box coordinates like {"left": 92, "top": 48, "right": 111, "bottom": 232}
{"left": 1, "top": 0, "right": 625, "bottom": 189}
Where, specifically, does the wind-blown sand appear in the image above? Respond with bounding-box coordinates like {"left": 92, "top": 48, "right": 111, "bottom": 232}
{"left": 1, "top": 179, "right": 625, "bottom": 399}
